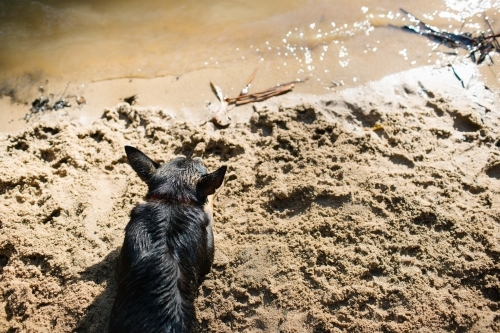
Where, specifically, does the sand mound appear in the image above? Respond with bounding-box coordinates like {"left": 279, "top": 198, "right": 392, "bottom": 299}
{"left": 1, "top": 65, "right": 499, "bottom": 332}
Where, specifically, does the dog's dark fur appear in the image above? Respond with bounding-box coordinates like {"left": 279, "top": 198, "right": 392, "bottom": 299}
{"left": 108, "top": 146, "right": 226, "bottom": 333}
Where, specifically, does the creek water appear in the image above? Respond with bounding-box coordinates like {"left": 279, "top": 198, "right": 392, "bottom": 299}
{"left": 0, "top": 0, "right": 499, "bottom": 130}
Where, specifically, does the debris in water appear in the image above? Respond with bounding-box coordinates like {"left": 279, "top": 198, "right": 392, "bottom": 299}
{"left": 394, "top": 8, "right": 500, "bottom": 64}
{"left": 52, "top": 99, "right": 71, "bottom": 110}
{"left": 30, "top": 97, "right": 50, "bottom": 113}
{"left": 26, "top": 83, "right": 73, "bottom": 120}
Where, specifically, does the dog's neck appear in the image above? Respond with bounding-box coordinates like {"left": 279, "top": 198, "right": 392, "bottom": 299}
{"left": 146, "top": 193, "right": 199, "bottom": 205}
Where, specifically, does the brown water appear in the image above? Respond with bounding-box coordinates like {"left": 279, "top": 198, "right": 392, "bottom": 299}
{"left": 1, "top": 0, "right": 500, "bottom": 130}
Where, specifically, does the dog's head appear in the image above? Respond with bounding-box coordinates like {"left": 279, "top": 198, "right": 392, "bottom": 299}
{"left": 125, "top": 146, "right": 226, "bottom": 204}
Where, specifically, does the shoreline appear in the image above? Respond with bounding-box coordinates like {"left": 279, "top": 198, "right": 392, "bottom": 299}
{"left": 2, "top": 60, "right": 497, "bottom": 134}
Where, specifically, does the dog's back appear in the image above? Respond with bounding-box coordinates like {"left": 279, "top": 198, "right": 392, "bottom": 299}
{"left": 109, "top": 146, "right": 226, "bottom": 333}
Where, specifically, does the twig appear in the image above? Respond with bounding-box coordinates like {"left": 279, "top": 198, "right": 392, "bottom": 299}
{"left": 210, "top": 81, "right": 225, "bottom": 102}
{"left": 240, "top": 68, "right": 258, "bottom": 96}
{"left": 449, "top": 65, "right": 465, "bottom": 88}
{"left": 209, "top": 70, "right": 306, "bottom": 126}
{"left": 397, "top": 8, "right": 500, "bottom": 64}
{"left": 484, "top": 16, "right": 500, "bottom": 51}
{"left": 228, "top": 81, "right": 300, "bottom": 106}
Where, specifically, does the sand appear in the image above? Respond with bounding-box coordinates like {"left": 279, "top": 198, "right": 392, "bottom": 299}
{"left": 1, "top": 63, "right": 499, "bottom": 332}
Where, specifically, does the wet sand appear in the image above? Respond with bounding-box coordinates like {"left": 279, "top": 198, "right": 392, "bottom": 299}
{"left": 1, "top": 63, "right": 499, "bottom": 332}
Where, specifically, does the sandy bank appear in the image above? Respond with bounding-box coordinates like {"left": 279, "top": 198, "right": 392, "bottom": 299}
{"left": 0, "top": 64, "right": 499, "bottom": 332}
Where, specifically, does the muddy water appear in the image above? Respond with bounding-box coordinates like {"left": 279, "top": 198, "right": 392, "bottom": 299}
{"left": 1, "top": 0, "right": 499, "bottom": 130}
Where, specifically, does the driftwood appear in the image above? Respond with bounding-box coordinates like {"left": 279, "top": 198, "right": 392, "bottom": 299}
{"left": 395, "top": 8, "right": 500, "bottom": 64}
{"left": 210, "top": 69, "right": 305, "bottom": 126}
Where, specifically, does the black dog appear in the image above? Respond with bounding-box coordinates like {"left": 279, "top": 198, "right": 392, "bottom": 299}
{"left": 109, "top": 146, "right": 226, "bottom": 333}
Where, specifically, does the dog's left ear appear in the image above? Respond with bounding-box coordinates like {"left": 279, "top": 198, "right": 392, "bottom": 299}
{"left": 125, "top": 146, "right": 160, "bottom": 182}
{"left": 197, "top": 166, "right": 227, "bottom": 197}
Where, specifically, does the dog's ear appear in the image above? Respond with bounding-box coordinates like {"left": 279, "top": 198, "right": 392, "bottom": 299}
{"left": 197, "top": 166, "right": 227, "bottom": 197}
{"left": 125, "top": 146, "right": 160, "bottom": 182}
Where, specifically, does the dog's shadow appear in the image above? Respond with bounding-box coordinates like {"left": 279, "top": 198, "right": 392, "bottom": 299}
{"left": 73, "top": 249, "right": 120, "bottom": 333}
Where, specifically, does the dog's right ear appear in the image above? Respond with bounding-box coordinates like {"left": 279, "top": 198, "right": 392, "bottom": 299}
{"left": 125, "top": 146, "right": 160, "bottom": 182}
{"left": 197, "top": 166, "right": 227, "bottom": 197}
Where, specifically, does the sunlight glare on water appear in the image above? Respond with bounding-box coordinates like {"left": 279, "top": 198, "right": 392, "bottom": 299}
{"left": 444, "top": 0, "right": 500, "bottom": 16}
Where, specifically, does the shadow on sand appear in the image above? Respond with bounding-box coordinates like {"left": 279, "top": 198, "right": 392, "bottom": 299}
{"left": 73, "top": 249, "right": 120, "bottom": 333}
